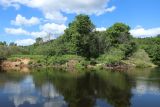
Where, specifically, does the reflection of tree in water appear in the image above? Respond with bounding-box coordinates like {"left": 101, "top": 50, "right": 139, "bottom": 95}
{"left": 33, "top": 68, "right": 68, "bottom": 107}
{"left": 149, "top": 67, "right": 160, "bottom": 85}
{"left": 72, "top": 71, "right": 132, "bottom": 107}
{"left": 0, "top": 71, "right": 25, "bottom": 87}
{"left": 33, "top": 69, "right": 133, "bottom": 107}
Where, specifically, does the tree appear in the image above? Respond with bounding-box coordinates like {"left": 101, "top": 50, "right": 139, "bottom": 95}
{"left": 157, "top": 34, "right": 160, "bottom": 37}
{"left": 62, "top": 14, "right": 96, "bottom": 59}
{"left": 0, "top": 41, "right": 7, "bottom": 46}
{"left": 35, "top": 37, "right": 43, "bottom": 45}
{"left": 145, "top": 45, "right": 160, "bottom": 66}
{"left": 106, "top": 23, "right": 132, "bottom": 44}
{"left": 105, "top": 23, "right": 137, "bottom": 58}
{"left": 151, "top": 45, "right": 160, "bottom": 66}
{"left": 9, "top": 42, "right": 17, "bottom": 46}
{"left": 95, "top": 31, "right": 112, "bottom": 54}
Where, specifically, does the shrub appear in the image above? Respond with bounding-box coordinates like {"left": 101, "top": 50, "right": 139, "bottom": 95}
{"left": 97, "top": 48, "right": 125, "bottom": 64}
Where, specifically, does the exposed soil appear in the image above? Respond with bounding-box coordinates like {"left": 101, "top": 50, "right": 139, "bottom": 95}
{"left": 65, "top": 60, "right": 79, "bottom": 72}
{"left": 1, "top": 58, "right": 31, "bottom": 72}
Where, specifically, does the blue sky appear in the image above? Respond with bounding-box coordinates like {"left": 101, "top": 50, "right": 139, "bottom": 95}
{"left": 0, "top": 0, "right": 160, "bottom": 45}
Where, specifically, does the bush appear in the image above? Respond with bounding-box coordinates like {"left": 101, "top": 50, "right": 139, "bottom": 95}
{"left": 90, "top": 58, "right": 97, "bottom": 65}
{"left": 119, "top": 42, "right": 137, "bottom": 59}
{"left": 123, "top": 49, "right": 155, "bottom": 68}
{"left": 97, "top": 48, "right": 125, "bottom": 64}
{"left": 145, "top": 45, "right": 160, "bottom": 66}
{"left": 75, "top": 60, "right": 89, "bottom": 70}
{"left": 48, "top": 55, "right": 84, "bottom": 65}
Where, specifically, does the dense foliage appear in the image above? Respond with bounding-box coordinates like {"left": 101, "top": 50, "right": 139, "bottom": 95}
{"left": 0, "top": 14, "right": 159, "bottom": 66}
{"left": 26, "top": 15, "right": 137, "bottom": 61}
{"left": 0, "top": 42, "right": 28, "bottom": 59}
{"left": 135, "top": 36, "right": 160, "bottom": 66}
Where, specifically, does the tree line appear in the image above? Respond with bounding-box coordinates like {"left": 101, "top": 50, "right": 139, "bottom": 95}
{"left": 28, "top": 15, "right": 137, "bottom": 60}
{"left": 0, "top": 14, "right": 159, "bottom": 66}
{"left": 135, "top": 36, "right": 160, "bottom": 66}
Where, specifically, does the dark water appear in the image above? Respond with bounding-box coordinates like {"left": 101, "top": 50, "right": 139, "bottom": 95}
{"left": 0, "top": 68, "right": 160, "bottom": 107}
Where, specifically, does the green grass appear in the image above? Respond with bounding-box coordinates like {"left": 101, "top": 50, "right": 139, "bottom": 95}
{"left": 97, "top": 48, "right": 125, "bottom": 64}
{"left": 48, "top": 55, "right": 84, "bottom": 65}
{"left": 8, "top": 55, "right": 44, "bottom": 61}
{"left": 123, "top": 49, "right": 156, "bottom": 68}
{"left": 8, "top": 54, "right": 85, "bottom": 66}
{"left": 8, "top": 49, "right": 156, "bottom": 69}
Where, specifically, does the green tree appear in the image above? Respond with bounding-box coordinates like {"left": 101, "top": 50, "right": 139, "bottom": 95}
{"left": 35, "top": 37, "right": 43, "bottom": 45}
{"left": 9, "top": 42, "right": 17, "bottom": 46}
{"left": 135, "top": 35, "right": 160, "bottom": 66}
{"left": 106, "top": 23, "right": 132, "bottom": 44}
{"left": 63, "top": 14, "right": 96, "bottom": 59}
{"left": 0, "top": 41, "right": 7, "bottom": 46}
{"left": 152, "top": 45, "right": 160, "bottom": 66}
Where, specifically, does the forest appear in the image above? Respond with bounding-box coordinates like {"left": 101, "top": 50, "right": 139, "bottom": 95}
{"left": 0, "top": 14, "right": 160, "bottom": 69}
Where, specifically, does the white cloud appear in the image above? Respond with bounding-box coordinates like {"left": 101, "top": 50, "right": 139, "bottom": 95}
{"left": 40, "top": 23, "right": 67, "bottom": 35}
{"left": 96, "top": 27, "right": 106, "bottom": 31}
{"left": 0, "top": 0, "right": 20, "bottom": 9}
{"left": 105, "top": 6, "right": 116, "bottom": 12}
{"left": 44, "top": 12, "right": 67, "bottom": 24}
{"left": 5, "top": 22, "right": 67, "bottom": 39}
{"left": 5, "top": 28, "right": 29, "bottom": 35}
{"left": 30, "top": 23, "right": 67, "bottom": 38}
{"left": 15, "top": 39, "right": 35, "bottom": 46}
{"left": 0, "top": 0, "right": 115, "bottom": 23}
{"left": 11, "top": 14, "right": 40, "bottom": 26}
{"left": 130, "top": 26, "right": 160, "bottom": 38}
{"left": 30, "top": 31, "right": 47, "bottom": 38}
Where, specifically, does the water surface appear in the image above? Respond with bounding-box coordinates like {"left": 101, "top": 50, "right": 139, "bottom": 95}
{"left": 0, "top": 68, "right": 160, "bottom": 107}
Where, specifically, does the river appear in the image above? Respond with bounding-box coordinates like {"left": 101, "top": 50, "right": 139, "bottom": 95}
{"left": 0, "top": 67, "right": 160, "bottom": 107}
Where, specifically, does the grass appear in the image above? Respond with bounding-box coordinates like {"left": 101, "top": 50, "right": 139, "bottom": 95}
{"left": 97, "top": 48, "right": 125, "bottom": 64}
{"left": 47, "top": 55, "right": 84, "bottom": 65}
{"left": 123, "top": 49, "right": 156, "bottom": 68}
{"left": 8, "top": 54, "right": 85, "bottom": 68}
{"left": 8, "top": 55, "right": 44, "bottom": 61}
{"left": 8, "top": 49, "right": 156, "bottom": 69}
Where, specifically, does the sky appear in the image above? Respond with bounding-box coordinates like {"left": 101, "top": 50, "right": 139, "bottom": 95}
{"left": 0, "top": 0, "right": 160, "bottom": 46}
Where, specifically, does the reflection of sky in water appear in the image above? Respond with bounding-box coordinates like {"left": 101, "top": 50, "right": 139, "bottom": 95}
{"left": 1, "top": 70, "right": 160, "bottom": 107}
{"left": 131, "top": 78, "right": 160, "bottom": 107}
{"left": 94, "top": 99, "right": 112, "bottom": 107}
{"left": 2, "top": 75, "right": 67, "bottom": 107}
{"left": 132, "top": 79, "right": 160, "bottom": 96}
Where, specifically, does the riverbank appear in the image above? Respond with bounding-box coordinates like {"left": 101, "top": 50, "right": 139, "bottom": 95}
{"left": 0, "top": 49, "right": 157, "bottom": 72}
{"left": 0, "top": 50, "right": 157, "bottom": 72}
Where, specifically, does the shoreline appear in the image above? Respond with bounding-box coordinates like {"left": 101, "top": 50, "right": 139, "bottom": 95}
{"left": 0, "top": 58, "right": 157, "bottom": 72}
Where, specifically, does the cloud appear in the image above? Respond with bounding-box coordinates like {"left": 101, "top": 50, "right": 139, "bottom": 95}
{"left": 15, "top": 39, "right": 35, "bottom": 46}
{"left": 5, "top": 28, "right": 29, "bottom": 35}
{"left": 30, "top": 23, "right": 66, "bottom": 39}
{"left": 96, "top": 27, "right": 106, "bottom": 31}
{"left": 5, "top": 23, "right": 67, "bottom": 39}
{"left": 11, "top": 14, "right": 40, "bottom": 26}
{"left": 105, "top": 6, "right": 116, "bottom": 12}
{"left": 0, "top": 0, "right": 115, "bottom": 23}
{"left": 130, "top": 26, "right": 160, "bottom": 38}
{"left": 40, "top": 23, "right": 67, "bottom": 35}
{"left": 0, "top": 0, "right": 20, "bottom": 9}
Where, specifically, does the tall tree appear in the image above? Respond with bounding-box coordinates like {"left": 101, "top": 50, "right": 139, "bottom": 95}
{"left": 106, "top": 23, "right": 132, "bottom": 44}
{"left": 63, "top": 14, "right": 96, "bottom": 58}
